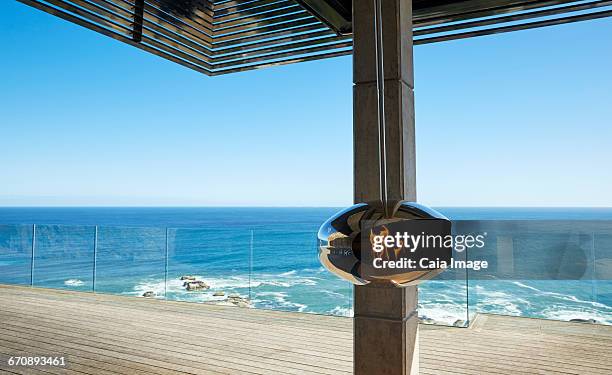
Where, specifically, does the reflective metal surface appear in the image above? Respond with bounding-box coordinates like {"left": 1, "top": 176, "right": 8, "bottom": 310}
{"left": 318, "top": 201, "right": 451, "bottom": 287}
{"left": 16, "top": 0, "right": 612, "bottom": 76}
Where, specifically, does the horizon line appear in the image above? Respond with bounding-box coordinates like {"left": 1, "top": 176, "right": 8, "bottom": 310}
{"left": 1, "top": 205, "right": 612, "bottom": 209}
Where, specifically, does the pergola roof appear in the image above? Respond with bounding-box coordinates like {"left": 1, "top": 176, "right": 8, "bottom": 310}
{"left": 18, "top": 0, "right": 612, "bottom": 76}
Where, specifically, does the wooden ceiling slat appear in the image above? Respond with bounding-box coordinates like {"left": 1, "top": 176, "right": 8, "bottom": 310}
{"left": 16, "top": 0, "right": 612, "bottom": 76}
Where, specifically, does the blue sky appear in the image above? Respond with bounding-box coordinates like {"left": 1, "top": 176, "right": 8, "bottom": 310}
{"left": 1, "top": 2, "right": 611, "bottom": 207}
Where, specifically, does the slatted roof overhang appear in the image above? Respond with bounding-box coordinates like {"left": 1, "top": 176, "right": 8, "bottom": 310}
{"left": 16, "top": 0, "right": 612, "bottom": 76}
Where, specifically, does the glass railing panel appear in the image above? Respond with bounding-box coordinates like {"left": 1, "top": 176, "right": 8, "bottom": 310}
{"left": 0, "top": 219, "right": 606, "bottom": 326}
{"left": 465, "top": 220, "right": 612, "bottom": 325}
{"left": 0, "top": 225, "right": 33, "bottom": 285}
{"left": 166, "top": 228, "right": 250, "bottom": 305}
{"left": 418, "top": 241, "right": 469, "bottom": 327}
{"left": 252, "top": 228, "right": 353, "bottom": 316}
{"left": 32, "top": 225, "right": 95, "bottom": 291}
{"left": 95, "top": 226, "right": 166, "bottom": 298}
{"left": 592, "top": 230, "right": 612, "bottom": 324}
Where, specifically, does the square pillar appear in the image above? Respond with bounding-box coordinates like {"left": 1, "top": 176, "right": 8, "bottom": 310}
{"left": 353, "top": 1, "right": 418, "bottom": 374}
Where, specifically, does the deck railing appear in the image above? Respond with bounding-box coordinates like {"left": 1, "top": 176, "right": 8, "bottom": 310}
{"left": 0, "top": 221, "right": 610, "bottom": 326}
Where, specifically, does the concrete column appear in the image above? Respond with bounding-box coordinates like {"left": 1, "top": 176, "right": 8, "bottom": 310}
{"left": 353, "top": 1, "right": 418, "bottom": 374}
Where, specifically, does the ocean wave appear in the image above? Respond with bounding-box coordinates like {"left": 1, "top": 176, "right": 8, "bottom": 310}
{"left": 469, "top": 281, "right": 612, "bottom": 324}
{"left": 131, "top": 279, "right": 166, "bottom": 298}
{"left": 293, "top": 303, "right": 308, "bottom": 312}
{"left": 255, "top": 291, "right": 288, "bottom": 300}
{"left": 328, "top": 306, "right": 353, "bottom": 317}
{"left": 264, "top": 279, "right": 318, "bottom": 287}
{"left": 301, "top": 267, "right": 326, "bottom": 274}
{"left": 64, "top": 279, "right": 84, "bottom": 287}
{"left": 418, "top": 301, "right": 468, "bottom": 326}
{"left": 130, "top": 272, "right": 315, "bottom": 292}
{"left": 257, "top": 273, "right": 318, "bottom": 287}
{"left": 478, "top": 299, "right": 522, "bottom": 315}
{"left": 322, "top": 290, "right": 347, "bottom": 298}
{"left": 128, "top": 273, "right": 317, "bottom": 310}
{"left": 135, "top": 280, "right": 243, "bottom": 303}
{"left": 253, "top": 291, "right": 307, "bottom": 312}
{"left": 121, "top": 274, "right": 612, "bottom": 327}
{"left": 470, "top": 285, "right": 524, "bottom": 315}
{"left": 512, "top": 281, "right": 610, "bottom": 309}
{"left": 205, "top": 276, "right": 252, "bottom": 289}
{"left": 540, "top": 307, "right": 612, "bottom": 325}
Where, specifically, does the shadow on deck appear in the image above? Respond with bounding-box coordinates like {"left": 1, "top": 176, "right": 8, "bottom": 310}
{"left": 0, "top": 284, "right": 610, "bottom": 375}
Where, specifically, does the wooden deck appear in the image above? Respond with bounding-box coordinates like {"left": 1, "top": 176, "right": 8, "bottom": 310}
{"left": 0, "top": 285, "right": 610, "bottom": 375}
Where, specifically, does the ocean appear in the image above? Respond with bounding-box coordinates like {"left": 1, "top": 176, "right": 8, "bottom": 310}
{"left": 0, "top": 207, "right": 610, "bottom": 326}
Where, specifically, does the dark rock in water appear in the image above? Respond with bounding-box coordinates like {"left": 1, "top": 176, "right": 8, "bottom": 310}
{"left": 213, "top": 291, "right": 225, "bottom": 297}
{"left": 180, "top": 275, "right": 197, "bottom": 281}
{"left": 570, "top": 318, "right": 597, "bottom": 324}
{"left": 142, "top": 291, "right": 155, "bottom": 298}
{"left": 185, "top": 281, "right": 210, "bottom": 291}
{"left": 453, "top": 319, "right": 467, "bottom": 327}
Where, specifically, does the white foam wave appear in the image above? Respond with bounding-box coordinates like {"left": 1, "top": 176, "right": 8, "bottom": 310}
{"left": 418, "top": 303, "right": 468, "bottom": 326}
{"left": 253, "top": 291, "right": 307, "bottom": 312}
{"left": 131, "top": 279, "right": 166, "bottom": 298}
{"left": 256, "top": 273, "right": 318, "bottom": 287}
{"left": 479, "top": 298, "right": 522, "bottom": 315}
{"left": 128, "top": 273, "right": 317, "bottom": 310}
{"left": 512, "top": 281, "right": 610, "bottom": 309}
{"left": 256, "top": 291, "right": 288, "bottom": 300}
{"left": 322, "top": 290, "right": 346, "bottom": 298}
{"left": 301, "top": 267, "right": 326, "bottom": 273}
{"left": 205, "top": 276, "right": 252, "bottom": 289}
{"left": 127, "top": 275, "right": 611, "bottom": 327}
{"left": 540, "top": 307, "right": 612, "bottom": 325}
{"left": 471, "top": 287, "right": 523, "bottom": 315}
{"left": 328, "top": 306, "right": 353, "bottom": 317}
{"left": 64, "top": 279, "right": 84, "bottom": 287}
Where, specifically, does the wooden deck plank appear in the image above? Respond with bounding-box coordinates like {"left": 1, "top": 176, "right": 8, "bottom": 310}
{"left": 0, "top": 337, "right": 199, "bottom": 375}
{"left": 0, "top": 299, "right": 353, "bottom": 366}
{"left": 0, "top": 285, "right": 610, "bottom": 375}
{"left": 0, "top": 297, "right": 353, "bottom": 348}
{"left": 0, "top": 325, "right": 349, "bottom": 375}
